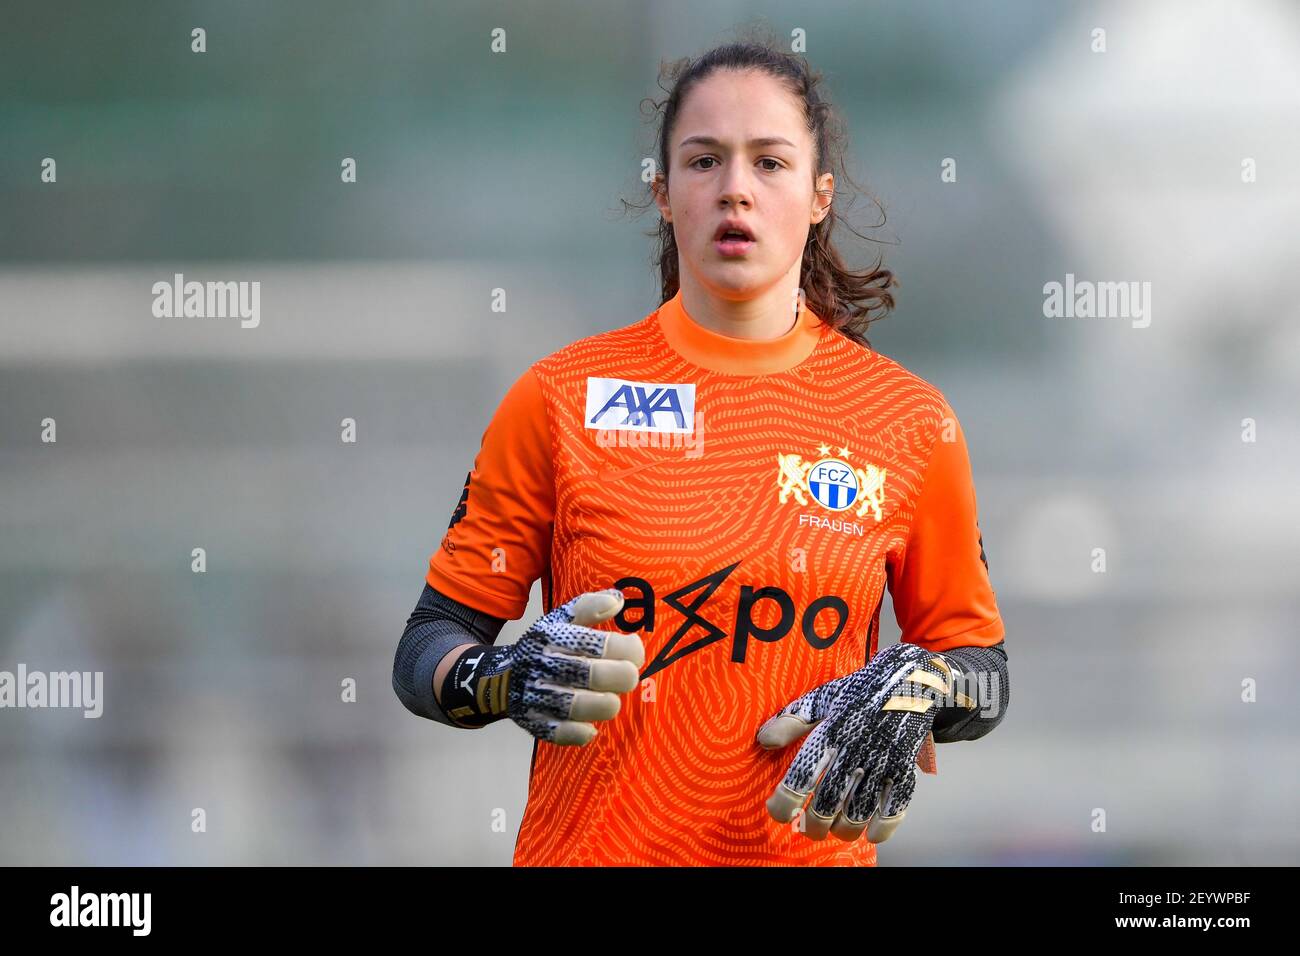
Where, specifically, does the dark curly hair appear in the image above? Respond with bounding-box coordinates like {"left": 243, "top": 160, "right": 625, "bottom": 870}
{"left": 625, "top": 31, "right": 899, "bottom": 348}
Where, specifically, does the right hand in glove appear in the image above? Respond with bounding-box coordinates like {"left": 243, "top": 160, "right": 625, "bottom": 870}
{"left": 437, "top": 588, "right": 644, "bottom": 745}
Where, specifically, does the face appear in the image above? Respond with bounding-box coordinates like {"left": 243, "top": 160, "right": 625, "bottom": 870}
{"left": 654, "top": 69, "right": 834, "bottom": 302}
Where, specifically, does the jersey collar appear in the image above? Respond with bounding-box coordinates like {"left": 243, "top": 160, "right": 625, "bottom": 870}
{"left": 655, "top": 288, "right": 826, "bottom": 376}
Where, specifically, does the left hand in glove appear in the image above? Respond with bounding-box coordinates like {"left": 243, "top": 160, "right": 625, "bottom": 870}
{"left": 757, "top": 642, "right": 966, "bottom": 843}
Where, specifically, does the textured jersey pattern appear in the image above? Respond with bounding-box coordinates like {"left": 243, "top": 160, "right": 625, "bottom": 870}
{"left": 427, "top": 291, "right": 1005, "bottom": 866}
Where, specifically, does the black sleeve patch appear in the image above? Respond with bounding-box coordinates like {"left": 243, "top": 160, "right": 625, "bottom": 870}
{"left": 447, "top": 471, "right": 471, "bottom": 529}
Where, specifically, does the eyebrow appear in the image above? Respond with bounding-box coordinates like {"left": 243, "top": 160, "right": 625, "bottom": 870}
{"left": 677, "top": 135, "right": 797, "bottom": 150}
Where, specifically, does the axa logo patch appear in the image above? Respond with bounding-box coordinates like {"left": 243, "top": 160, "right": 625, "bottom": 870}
{"left": 585, "top": 377, "right": 695, "bottom": 433}
{"left": 777, "top": 442, "right": 888, "bottom": 521}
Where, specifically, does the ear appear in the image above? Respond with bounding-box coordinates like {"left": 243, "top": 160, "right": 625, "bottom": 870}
{"left": 812, "top": 171, "right": 834, "bottom": 225}
{"left": 652, "top": 173, "right": 672, "bottom": 223}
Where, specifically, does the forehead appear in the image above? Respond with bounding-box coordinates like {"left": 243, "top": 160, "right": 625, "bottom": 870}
{"left": 674, "top": 69, "right": 809, "bottom": 146}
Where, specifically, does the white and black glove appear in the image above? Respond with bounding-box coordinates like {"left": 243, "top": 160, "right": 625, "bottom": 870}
{"left": 758, "top": 642, "right": 973, "bottom": 843}
{"left": 439, "top": 589, "right": 644, "bottom": 745}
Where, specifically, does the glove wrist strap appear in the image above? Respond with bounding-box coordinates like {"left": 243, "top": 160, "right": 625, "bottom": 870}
{"left": 438, "top": 644, "right": 511, "bottom": 728}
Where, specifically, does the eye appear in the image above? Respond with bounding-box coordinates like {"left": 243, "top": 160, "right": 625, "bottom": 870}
{"left": 689, "top": 156, "right": 783, "bottom": 172}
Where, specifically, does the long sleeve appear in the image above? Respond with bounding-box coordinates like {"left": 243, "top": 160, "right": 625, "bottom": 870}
{"left": 888, "top": 399, "right": 1005, "bottom": 653}
{"left": 392, "top": 582, "right": 507, "bottom": 725}
{"left": 425, "top": 366, "right": 556, "bottom": 621}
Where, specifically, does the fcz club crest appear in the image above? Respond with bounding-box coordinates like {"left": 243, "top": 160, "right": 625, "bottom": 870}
{"left": 777, "top": 443, "right": 887, "bottom": 521}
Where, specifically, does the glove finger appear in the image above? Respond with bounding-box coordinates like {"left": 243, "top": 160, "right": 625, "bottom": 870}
{"left": 533, "top": 651, "right": 593, "bottom": 688}
{"left": 519, "top": 680, "right": 577, "bottom": 720}
{"left": 765, "top": 724, "right": 835, "bottom": 823}
{"left": 840, "top": 747, "right": 889, "bottom": 828}
{"left": 567, "top": 687, "right": 622, "bottom": 722}
{"left": 540, "top": 621, "right": 642, "bottom": 665}
{"left": 541, "top": 593, "right": 645, "bottom": 669}
{"left": 566, "top": 588, "right": 625, "bottom": 628}
{"left": 551, "top": 720, "right": 599, "bottom": 746}
{"left": 515, "top": 711, "right": 599, "bottom": 747}
{"left": 533, "top": 651, "right": 640, "bottom": 694}
{"left": 881, "top": 765, "right": 917, "bottom": 817}
{"left": 800, "top": 686, "right": 887, "bottom": 835}
{"left": 870, "top": 711, "right": 932, "bottom": 812}
{"left": 755, "top": 672, "right": 852, "bottom": 749}
{"left": 587, "top": 657, "right": 640, "bottom": 693}
{"left": 828, "top": 769, "right": 871, "bottom": 842}
{"left": 523, "top": 680, "right": 622, "bottom": 722}
{"left": 805, "top": 745, "right": 867, "bottom": 840}
{"left": 826, "top": 732, "right": 890, "bottom": 842}
{"left": 554, "top": 629, "right": 645, "bottom": 669}
{"left": 755, "top": 712, "right": 816, "bottom": 749}
{"left": 846, "top": 745, "right": 918, "bottom": 844}
{"left": 831, "top": 747, "right": 920, "bottom": 845}
{"left": 866, "top": 772, "right": 915, "bottom": 843}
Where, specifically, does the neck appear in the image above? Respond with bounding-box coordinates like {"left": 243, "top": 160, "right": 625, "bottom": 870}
{"left": 678, "top": 275, "right": 801, "bottom": 341}
{"left": 655, "top": 280, "right": 824, "bottom": 376}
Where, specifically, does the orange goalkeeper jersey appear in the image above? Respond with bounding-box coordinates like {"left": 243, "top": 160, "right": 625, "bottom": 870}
{"left": 426, "top": 288, "right": 1005, "bottom": 866}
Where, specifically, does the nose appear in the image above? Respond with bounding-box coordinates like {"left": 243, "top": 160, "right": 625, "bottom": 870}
{"left": 719, "top": 192, "right": 752, "bottom": 218}
{"left": 718, "top": 167, "right": 753, "bottom": 209}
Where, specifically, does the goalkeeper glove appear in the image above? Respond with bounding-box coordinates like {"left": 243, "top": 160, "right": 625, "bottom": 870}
{"left": 438, "top": 589, "right": 643, "bottom": 746}
{"left": 757, "top": 642, "right": 969, "bottom": 843}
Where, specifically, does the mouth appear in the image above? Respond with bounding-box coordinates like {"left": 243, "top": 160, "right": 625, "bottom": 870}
{"left": 714, "top": 221, "right": 756, "bottom": 256}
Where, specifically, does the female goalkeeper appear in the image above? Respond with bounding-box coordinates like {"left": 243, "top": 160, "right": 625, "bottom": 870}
{"left": 393, "top": 39, "right": 1009, "bottom": 867}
